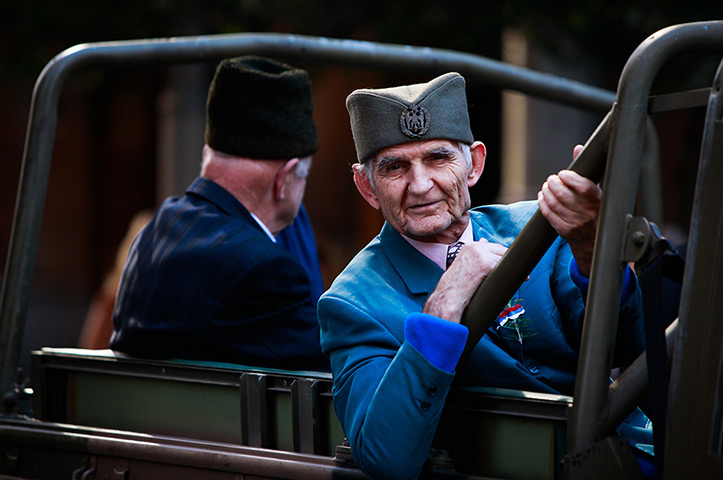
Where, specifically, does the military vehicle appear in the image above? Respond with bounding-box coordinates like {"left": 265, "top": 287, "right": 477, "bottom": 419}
{"left": 1, "top": 20, "right": 722, "bottom": 479}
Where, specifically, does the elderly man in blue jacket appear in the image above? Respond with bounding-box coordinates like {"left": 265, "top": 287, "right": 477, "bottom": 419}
{"left": 317, "top": 72, "right": 647, "bottom": 479}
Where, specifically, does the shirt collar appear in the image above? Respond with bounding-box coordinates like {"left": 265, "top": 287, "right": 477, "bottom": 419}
{"left": 249, "top": 212, "right": 276, "bottom": 242}
{"left": 401, "top": 220, "right": 474, "bottom": 270}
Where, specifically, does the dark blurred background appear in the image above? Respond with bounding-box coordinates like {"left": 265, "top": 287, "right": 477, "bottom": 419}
{"left": 0, "top": 1, "right": 720, "bottom": 377}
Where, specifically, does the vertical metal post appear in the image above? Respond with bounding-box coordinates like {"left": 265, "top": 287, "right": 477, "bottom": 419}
{"left": 0, "top": 58, "right": 66, "bottom": 412}
{"left": 664, "top": 56, "right": 723, "bottom": 479}
{"left": 567, "top": 20, "right": 723, "bottom": 455}
{"left": 638, "top": 118, "right": 663, "bottom": 226}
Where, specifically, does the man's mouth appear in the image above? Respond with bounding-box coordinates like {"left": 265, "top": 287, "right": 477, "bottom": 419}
{"left": 406, "top": 200, "right": 442, "bottom": 213}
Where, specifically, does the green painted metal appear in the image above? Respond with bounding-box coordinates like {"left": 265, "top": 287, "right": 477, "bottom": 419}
{"left": 32, "top": 348, "right": 342, "bottom": 456}
{"left": 436, "top": 407, "right": 562, "bottom": 478}
{"left": 568, "top": 20, "right": 723, "bottom": 456}
{"left": 460, "top": 112, "right": 611, "bottom": 359}
{"left": 32, "top": 348, "right": 572, "bottom": 479}
{"left": 664, "top": 56, "right": 723, "bottom": 479}
{"left": 3, "top": 21, "right": 723, "bottom": 479}
{"left": 0, "top": 416, "right": 369, "bottom": 479}
{"left": 69, "top": 373, "right": 242, "bottom": 443}
{"left": 0, "top": 33, "right": 617, "bottom": 410}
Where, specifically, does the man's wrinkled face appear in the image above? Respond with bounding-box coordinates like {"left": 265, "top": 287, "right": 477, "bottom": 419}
{"left": 356, "top": 139, "right": 485, "bottom": 243}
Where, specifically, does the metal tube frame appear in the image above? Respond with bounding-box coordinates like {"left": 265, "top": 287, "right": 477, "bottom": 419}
{"left": 567, "top": 20, "right": 723, "bottom": 454}
{"left": 664, "top": 52, "right": 723, "bottom": 478}
{"left": 460, "top": 112, "right": 612, "bottom": 355}
{"left": 0, "top": 417, "right": 369, "bottom": 479}
{"left": 0, "top": 32, "right": 617, "bottom": 410}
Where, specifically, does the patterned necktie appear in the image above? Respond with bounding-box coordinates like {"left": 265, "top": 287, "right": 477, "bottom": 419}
{"left": 446, "top": 242, "right": 464, "bottom": 269}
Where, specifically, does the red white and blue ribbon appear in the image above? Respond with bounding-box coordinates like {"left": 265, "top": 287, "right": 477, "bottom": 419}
{"left": 497, "top": 303, "right": 525, "bottom": 329}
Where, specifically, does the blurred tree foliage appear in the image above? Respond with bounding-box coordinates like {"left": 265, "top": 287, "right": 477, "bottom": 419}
{"left": 0, "top": 0, "right": 720, "bottom": 86}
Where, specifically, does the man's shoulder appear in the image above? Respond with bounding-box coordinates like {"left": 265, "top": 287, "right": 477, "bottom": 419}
{"left": 320, "top": 223, "right": 439, "bottom": 311}
{"left": 471, "top": 200, "right": 537, "bottom": 224}
{"left": 320, "top": 234, "right": 396, "bottom": 301}
{"left": 154, "top": 196, "right": 250, "bottom": 238}
{"left": 470, "top": 200, "right": 538, "bottom": 243}
{"left": 136, "top": 188, "right": 283, "bottom": 269}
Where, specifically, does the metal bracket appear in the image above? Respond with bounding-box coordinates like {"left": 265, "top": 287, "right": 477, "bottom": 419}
{"left": 333, "top": 438, "right": 357, "bottom": 467}
{"left": 71, "top": 455, "right": 97, "bottom": 480}
{"left": 240, "top": 373, "right": 268, "bottom": 448}
{"left": 622, "top": 215, "right": 679, "bottom": 270}
{"left": 622, "top": 215, "right": 656, "bottom": 263}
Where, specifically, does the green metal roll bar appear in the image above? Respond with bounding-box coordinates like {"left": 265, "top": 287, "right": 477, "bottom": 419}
{"left": 0, "top": 31, "right": 617, "bottom": 412}
{"left": 456, "top": 20, "right": 723, "bottom": 473}
{"left": 455, "top": 21, "right": 723, "bottom": 469}
{"left": 2, "top": 23, "right": 723, "bottom": 477}
{"left": 568, "top": 21, "right": 723, "bottom": 455}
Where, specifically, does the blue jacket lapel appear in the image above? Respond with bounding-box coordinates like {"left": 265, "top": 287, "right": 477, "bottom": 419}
{"left": 377, "top": 213, "right": 494, "bottom": 297}
{"left": 378, "top": 222, "right": 444, "bottom": 296}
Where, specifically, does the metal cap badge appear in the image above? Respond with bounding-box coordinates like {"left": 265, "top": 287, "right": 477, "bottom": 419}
{"left": 400, "top": 104, "right": 430, "bottom": 138}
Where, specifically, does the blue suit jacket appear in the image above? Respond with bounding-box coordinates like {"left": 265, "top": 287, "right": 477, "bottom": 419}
{"left": 317, "top": 201, "right": 644, "bottom": 479}
{"left": 277, "top": 204, "right": 324, "bottom": 305}
{"left": 111, "top": 177, "right": 329, "bottom": 372}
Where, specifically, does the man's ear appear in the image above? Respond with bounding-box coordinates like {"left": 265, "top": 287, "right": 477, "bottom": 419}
{"left": 353, "top": 166, "right": 380, "bottom": 210}
{"left": 466, "top": 141, "right": 487, "bottom": 188}
{"left": 273, "top": 158, "right": 300, "bottom": 201}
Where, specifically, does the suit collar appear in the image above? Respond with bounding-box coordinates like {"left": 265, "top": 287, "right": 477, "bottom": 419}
{"left": 186, "top": 177, "right": 264, "bottom": 233}
{"left": 378, "top": 213, "right": 489, "bottom": 296}
{"left": 379, "top": 222, "right": 442, "bottom": 295}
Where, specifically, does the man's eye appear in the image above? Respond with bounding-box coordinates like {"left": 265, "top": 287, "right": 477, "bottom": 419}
{"left": 379, "top": 162, "right": 405, "bottom": 176}
{"left": 428, "top": 154, "right": 451, "bottom": 165}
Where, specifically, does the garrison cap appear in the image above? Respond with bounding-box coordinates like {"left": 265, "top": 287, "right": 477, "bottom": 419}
{"left": 205, "top": 56, "right": 319, "bottom": 160}
{"left": 346, "top": 72, "right": 474, "bottom": 162}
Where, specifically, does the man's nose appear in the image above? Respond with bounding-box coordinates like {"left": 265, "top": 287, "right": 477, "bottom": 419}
{"left": 407, "top": 163, "right": 433, "bottom": 194}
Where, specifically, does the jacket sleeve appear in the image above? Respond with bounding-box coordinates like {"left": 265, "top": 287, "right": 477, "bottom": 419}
{"left": 318, "top": 294, "right": 456, "bottom": 480}
{"left": 552, "top": 239, "right": 645, "bottom": 367}
{"left": 612, "top": 273, "right": 645, "bottom": 367}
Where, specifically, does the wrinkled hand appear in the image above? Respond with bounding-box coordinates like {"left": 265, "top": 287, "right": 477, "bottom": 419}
{"left": 423, "top": 239, "right": 508, "bottom": 323}
{"left": 537, "top": 145, "right": 601, "bottom": 276}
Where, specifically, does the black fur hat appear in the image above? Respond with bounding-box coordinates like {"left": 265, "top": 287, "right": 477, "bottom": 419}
{"left": 205, "top": 56, "right": 318, "bottom": 159}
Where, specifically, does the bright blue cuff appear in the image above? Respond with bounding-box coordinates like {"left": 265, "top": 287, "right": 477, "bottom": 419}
{"left": 404, "top": 312, "right": 469, "bottom": 373}
{"left": 570, "top": 259, "right": 635, "bottom": 303}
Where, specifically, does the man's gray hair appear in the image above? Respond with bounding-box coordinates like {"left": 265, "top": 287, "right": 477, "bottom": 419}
{"left": 295, "top": 155, "right": 312, "bottom": 179}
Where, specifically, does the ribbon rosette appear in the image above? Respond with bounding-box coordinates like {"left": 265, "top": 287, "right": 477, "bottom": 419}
{"left": 496, "top": 301, "right": 529, "bottom": 344}
{"left": 497, "top": 302, "right": 525, "bottom": 329}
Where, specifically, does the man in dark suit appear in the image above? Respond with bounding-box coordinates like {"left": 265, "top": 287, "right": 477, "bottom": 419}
{"left": 110, "top": 56, "right": 328, "bottom": 372}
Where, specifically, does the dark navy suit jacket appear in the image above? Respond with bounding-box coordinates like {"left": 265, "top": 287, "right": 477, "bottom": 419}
{"left": 110, "top": 177, "right": 329, "bottom": 372}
